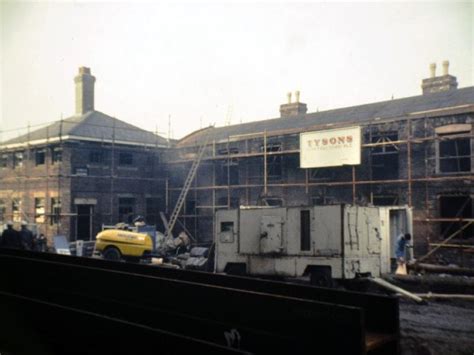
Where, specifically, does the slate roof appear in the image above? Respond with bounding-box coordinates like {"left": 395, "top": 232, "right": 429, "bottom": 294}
{"left": 178, "top": 87, "right": 474, "bottom": 147}
{"left": 2, "top": 111, "right": 168, "bottom": 148}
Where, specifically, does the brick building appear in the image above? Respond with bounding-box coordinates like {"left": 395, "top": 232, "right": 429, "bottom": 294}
{"left": 0, "top": 67, "right": 168, "bottom": 241}
{"left": 165, "top": 61, "right": 474, "bottom": 261}
{"left": 1, "top": 63, "right": 473, "bottom": 263}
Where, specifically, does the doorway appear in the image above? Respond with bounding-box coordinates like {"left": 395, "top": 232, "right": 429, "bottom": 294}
{"left": 389, "top": 209, "right": 409, "bottom": 258}
{"left": 77, "top": 204, "right": 93, "bottom": 240}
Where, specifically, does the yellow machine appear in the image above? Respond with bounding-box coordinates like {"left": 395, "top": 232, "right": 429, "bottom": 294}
{"left": 95, "top": 229, "right": 153, "bottom": 262}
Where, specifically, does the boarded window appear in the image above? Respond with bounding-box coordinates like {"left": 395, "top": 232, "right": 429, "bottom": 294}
{"left": 35, "top": 198, "right": 46, "bottom": 224}
{"left": 118, "top": 198, "right": 135, "bottom": 224}
{"left": 438, "top": 134, "right": 471, "bottom": 173}
{"left": 300, "top": 210, "right": 311, "bottom": 251}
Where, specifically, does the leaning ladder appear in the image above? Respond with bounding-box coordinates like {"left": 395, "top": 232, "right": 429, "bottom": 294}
{"left": 165, "top": 131, "right": 212, "bottom": 239}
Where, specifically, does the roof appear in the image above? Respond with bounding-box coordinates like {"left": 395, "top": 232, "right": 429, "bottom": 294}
{"left": 177, "top": 87, "right": 474, "bottom": 147}
{"left": 1, "top": 111, "right": 169, "bottom": 149}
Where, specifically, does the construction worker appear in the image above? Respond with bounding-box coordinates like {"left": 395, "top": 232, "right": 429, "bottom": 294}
{"left": 20, "top": 221, "right": 34, "bottom": 251}
{"left": 1, "top": 221, "right": 22, "bottom": 249}
{"left": 34, "top": 233, "right": 47, "bottom": 252}
{"left": 395, "top": 233, "right": 411, "bottom": 275}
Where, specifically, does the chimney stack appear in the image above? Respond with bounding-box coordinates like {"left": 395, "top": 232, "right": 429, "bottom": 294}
{"left": 74, "top": 67, "right": 96, "bottom": 115}
{"left": 279, "top": 91, "right": 307, "bottom": 118}
{"left": 429, "top": 63, "right": 436, "bottom": 78}
{"left": 442, "top": 60, "right": 449, "bottom": 76}
{"left": 421, "top": 61, "right": 458, "bottom": 95}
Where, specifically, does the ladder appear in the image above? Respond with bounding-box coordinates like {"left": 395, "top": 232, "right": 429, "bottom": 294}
{"left": 165, "top": 131, "right": 212, "bottom": 238}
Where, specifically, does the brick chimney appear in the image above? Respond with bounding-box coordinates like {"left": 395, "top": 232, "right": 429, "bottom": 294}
{"left": 279, "top": 90, "right": 307, "bottom": 118}
{"left": 421, "top": 61, "right": 458, "bottom": 95}
{"left": 74, "top": 67, "right": 96, "bottom": 115}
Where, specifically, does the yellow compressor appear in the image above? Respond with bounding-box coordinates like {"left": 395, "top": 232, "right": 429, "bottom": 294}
{"left": 94, "top": 229, "right": 153, "bottom": 262}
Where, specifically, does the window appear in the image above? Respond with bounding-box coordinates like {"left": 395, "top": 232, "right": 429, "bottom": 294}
{"left": 119, "top": 152, "right": 133, "bottom": 166}
{"left": 216, "top": 159, "right": 239, "bottom": 185}
{"left": 0, "top": 199, "right": 6, "bottom": 222}
{"left": 74, "top": 167, "right": 88, "bottom": 176}
{"left": 312, "top": 195, "right": 335, "bottom": 206}
{"left": 370, "top": 131, "right": 399, "bottom": 180}
{"left": 0, "top": 154, "right": 7, "bottom": 168}
{"left": 89, "top": 150, "right": 104, "bottom": 164}
{"left": 146, "top": 198, "right": 160, "bottom": 225}
{"left": 220, "top": 221, "right": 234, "bottom": 232}
{"left": 261, "top": 197, "right": 283, "bottom": 207}
{"left": 13, "top": 152, "right": 23, "bottom": 169}
{"left": 35, "top": 149, "right": 46, "bottom": 165}
{"left": 309, "top": 168, "right": 335, "bottom": 181}
{"left": 51, "top": 198, "right": 61, "bottom": 225}
{"left": 264, "top": 143, "right": 283, "bottom": 181}
{"left": 185, "top": 199, "right": 196, "bottom": 215}
{"left": 439, "top": 195, "right": 472, "bottom": 239}
{"left": 52, "top": 147, "right": 62, "bottom": 164}
{"left": 118, "top": 198, "right": 135, "bottom": 223}
{"left": 372, "top": 195, "right": 399, "bottom": 206}
{"left": 35, "top": 198, "right": 46, "bottom": 223}
{"left": 438, "top": 134, "right": 471, "bottom": 173}
{"left": 300, "top": 210, "right": 311, "bottom": 251}
{"left": 217, "top": 197, "right": 240, "bottom": 209}
{"left": 12, "top": 199, "right": 21, "bottom": 223}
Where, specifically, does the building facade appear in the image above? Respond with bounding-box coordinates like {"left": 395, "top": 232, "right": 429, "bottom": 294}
{"left": 1, "top": 63, "right": 473, "bottom": 264}
{"left": 0, "top": 68, "right": 168, "bottom": 241}
{"left": 165, "top": 62, "right": 474, "bottom": 261}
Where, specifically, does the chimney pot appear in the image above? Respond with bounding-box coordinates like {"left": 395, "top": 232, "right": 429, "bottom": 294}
{"left": 442, "top": 60, "right": 449, "bottom": 75}
{"left": 295, "top": 90, "right": 300, "bottom": 103}
{"left": 287, "top": 92, "right": 292, "bottom": 104}
{"left": 429, "top": 63, "right": 436, "bottom": 78}
{"left": 79, "top": 66, "right": 91, "bottom": 75}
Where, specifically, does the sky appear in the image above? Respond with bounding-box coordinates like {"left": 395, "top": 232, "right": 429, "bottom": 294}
{"left": 0, "top": 1, "right": 473, "bottom": 142}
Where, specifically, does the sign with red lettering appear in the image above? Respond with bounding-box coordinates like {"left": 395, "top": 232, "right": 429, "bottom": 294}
{"left": 300, "top": 126, "right": 361, "bottom": 168}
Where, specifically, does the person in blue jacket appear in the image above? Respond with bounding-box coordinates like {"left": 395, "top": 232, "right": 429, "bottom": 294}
{"left": 395, "top": 233, "right": 411, "bottom": 274}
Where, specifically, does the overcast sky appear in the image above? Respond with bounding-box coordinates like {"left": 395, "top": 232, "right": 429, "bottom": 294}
{"left": 1, "top": 1, "right": 472, "bottom": 141}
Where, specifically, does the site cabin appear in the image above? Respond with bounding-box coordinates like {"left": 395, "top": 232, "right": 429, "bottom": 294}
{"left": 215, "top": 204, "right": 412, "bottom": 285}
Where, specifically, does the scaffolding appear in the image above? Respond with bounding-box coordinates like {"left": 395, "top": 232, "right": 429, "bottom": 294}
{"left": 165, "top": 105, "right": 474, "bottom": 262}
{"left": 0, "top": 119, "right": 167, "bottom": 240}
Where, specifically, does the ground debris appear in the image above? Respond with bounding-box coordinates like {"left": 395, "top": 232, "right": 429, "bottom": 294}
{"left": 400, "top": 299, "right": 474, "bottom": 355}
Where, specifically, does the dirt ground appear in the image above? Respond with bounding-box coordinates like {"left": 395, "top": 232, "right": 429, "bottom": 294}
{"left": 399, "top": 299, "right": 474, "bottom": 355}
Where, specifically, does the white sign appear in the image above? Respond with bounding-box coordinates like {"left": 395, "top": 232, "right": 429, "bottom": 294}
{"left": 300, "top": 126, "right": 361, "bottom": 168}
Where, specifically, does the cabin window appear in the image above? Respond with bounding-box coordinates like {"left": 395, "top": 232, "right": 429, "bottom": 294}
{"left": 300, "top": 210, "right": 311, "bottom": 251}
